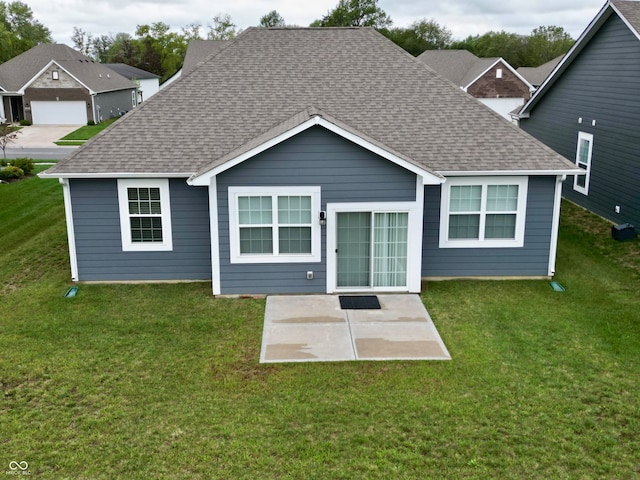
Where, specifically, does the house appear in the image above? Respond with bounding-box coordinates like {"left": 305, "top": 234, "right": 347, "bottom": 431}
{"left": 517, "top": 56, "right": 563, "bottom": 89}
{"left": 41, "top": 27, "right": 580, "bottom": 295}
{"left": 105, "top": 63, "right": 159, "bottom": 102}
{"left": 0, "top": 44, "right": 138, "bottom": 125}
{"left": 517, "top": 0, "right": 640, "bottom": 230}
{"left": 418, "top": 49, "right": 534, "bottom": 120}
{"left": 159, "top": 40, "right": 228, "bottom": 90}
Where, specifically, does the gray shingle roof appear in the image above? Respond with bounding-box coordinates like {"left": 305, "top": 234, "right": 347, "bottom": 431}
{"left": 0, "top": 44, "right": 135, "bottom": 93}
{"left": 182, "top": 40, "right": 228, "bottom": 73}
{"left": 517, "top": 56, "right": 563, "bottom": 87}
{"left": 417, "top": 49, "right": 482, "bottom": 86}
{"left": 105, "top": 63, "right": 160, "bottom": 80}
{"left": 613, "top": 0, "right": 640, "bottom": 31}
{"left": 47, "top": 28, "right": 576, "bottom": 176}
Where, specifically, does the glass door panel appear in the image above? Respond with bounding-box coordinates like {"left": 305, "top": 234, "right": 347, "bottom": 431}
{"left": 336, "top": 212, "right": 371, "bottom": 287}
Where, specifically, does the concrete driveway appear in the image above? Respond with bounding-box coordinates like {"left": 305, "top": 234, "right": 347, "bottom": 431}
{"left": 261, "top": 295, "right": 451, "bottom": 363}
{"left": 10, "top": 124, "right": 83, "bottom": 148}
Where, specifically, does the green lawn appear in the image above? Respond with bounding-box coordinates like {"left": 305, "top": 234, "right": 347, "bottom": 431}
{"left": 1, "top": 173, "right": 639, "bottom": 478}
{"left": 54, "top": 118, "right": 119, "bottom": 145}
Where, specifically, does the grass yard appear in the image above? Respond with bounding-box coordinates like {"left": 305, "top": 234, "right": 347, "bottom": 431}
{"left": 1, "top": 173, "right": 639, "bottom": 478}
{"left": 54, "top": 118, "right": 119, "bottom": 145}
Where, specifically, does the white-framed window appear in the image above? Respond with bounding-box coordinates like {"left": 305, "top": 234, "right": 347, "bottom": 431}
{"left": 228, "top": 186, "right": 321, "bottom": 263}
{"left": 574, "top": 132, "right": 593, "bottom": 195}
{"left": 496, "top": 68, "right": 503, "bottom": 79}
{"left": 52, "top": 70, "right": 59, "bottom": 80}
{"left": 117, "top": 179, "right": 173, "bottom": 251}
{"left": 439, "top": 177, "right": 528, "bottom": 248}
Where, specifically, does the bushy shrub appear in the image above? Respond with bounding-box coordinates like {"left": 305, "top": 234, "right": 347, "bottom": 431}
{"left": 10, "top": 157, "right": 34, "bottom": 174}
{"left": 0, "top": 165, "right": 24, "bottom": 179}
{"left": 18, "top": 119, "right": 31, "bottom": 126}
{"left": 87, "top": 120, "right": 95, "bottom": 126}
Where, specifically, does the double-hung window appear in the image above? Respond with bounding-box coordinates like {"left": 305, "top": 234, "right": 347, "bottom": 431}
{"left": 440, "top": 177, "right": 528, "bottom": 248}
{"left": 228, "top": 186, "right": 321, "bottom": 263}
{"left": 117, "top": 179, "right": 173, "bottom": 251}
{"left": 573, "top": 132, "right": 593, "bottom": 195}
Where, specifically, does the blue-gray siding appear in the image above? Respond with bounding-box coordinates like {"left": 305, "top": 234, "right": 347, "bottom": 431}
{"left": 422, "top": 176, "right": 556, "bottom": 277}
{"left": 216, "top": 126, "right": 417, "bottom": 294}
{"left": 70, "top": 178, "right": 211, "bottom": 281}
{"left": 520, "top": 13, "right": 640, "bottom": 228}
{"left": 94, "top": 89, "right": 136, "bottom": 122}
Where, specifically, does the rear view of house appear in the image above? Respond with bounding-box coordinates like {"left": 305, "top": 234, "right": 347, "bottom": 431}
{"left": 517, "top": 0, "right": 640, "bottom": 229}
{"left": 42, "top": 27, "right": 579, "bottom": 295}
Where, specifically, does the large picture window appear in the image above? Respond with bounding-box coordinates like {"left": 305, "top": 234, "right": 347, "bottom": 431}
{"left": 573, "top": 132, "right": 593, "bottom": 195}
{"left": 117, "top": 179, "right": 173, "bottom": 251}
{"left": 440, "top": 177, "right": 528, "bottom": 248}
{"left": 228, "top": 186, "right": 321, "bottom": 263}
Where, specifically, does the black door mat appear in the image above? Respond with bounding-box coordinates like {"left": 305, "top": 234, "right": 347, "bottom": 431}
{"left": 339, "top": 295, "right": 381, "bottom": 310}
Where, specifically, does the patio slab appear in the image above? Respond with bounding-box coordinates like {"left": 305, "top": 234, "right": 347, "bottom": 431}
{"left": 260, "top": 294, "right": 451, "bottom": 363}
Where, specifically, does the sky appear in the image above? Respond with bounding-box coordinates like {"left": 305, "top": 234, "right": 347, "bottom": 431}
{"left": 26, "top": 0, "right": 607, "bottom": 47}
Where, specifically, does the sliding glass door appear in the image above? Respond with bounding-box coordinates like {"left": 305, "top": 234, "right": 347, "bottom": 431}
{"left": 336, "top": 211, "right": 408, "bottom": 289}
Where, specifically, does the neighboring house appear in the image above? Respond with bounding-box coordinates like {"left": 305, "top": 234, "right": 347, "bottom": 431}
{"left": 105, "top": 63, "right": 159, "bottom": 102}
{"left": 517, "top": 0, "right": 640, "bottom": 229}
{"left": 418, "top": 49, "right": 534, "bottom": 120}
{"left": 42, "top": 28, "right": 579, "bottom": 295}
{"left": 0, "top": 44, "right": 137, "bottom": 125}
{"left": 517, "top": 56, "right": 563, "bottom": 89}
{"left": 160, "top": 40, "right": 228, "bottom": 90}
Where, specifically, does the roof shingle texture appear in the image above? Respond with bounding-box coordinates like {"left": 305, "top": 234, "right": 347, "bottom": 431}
{"left": 517, "top": 56, "right": 563, "bottom": 87}
{"left": 181, "top": 40, "right": 228, "bottom": 73}
{"left": 47, "top": 28, "right": 575, "bottom": 176}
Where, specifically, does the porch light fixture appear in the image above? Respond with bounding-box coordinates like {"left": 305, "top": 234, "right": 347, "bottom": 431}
{"left": 319, "top": 211, "right": 327, "bottom": 226}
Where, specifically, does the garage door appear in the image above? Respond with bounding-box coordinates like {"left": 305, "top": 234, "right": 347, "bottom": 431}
{"left": 31, "top": 101, "right": 87, "bottom": 125}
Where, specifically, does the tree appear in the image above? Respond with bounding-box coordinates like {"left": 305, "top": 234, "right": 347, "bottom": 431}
{"left": 135, "top": 22, "right": 188, "bottom": 82}
{"left": 207, "top": 13, "right": 237, "bottom": 40}
{"left": 71, "top": 27, "right": 92, "bottom": 57}
{"left": 524, "top": 26, "right": 574, "bottom": 66}
{"left": 91, "top": 34, "right": 114, "bottom": 63}
{"left": 381, "top": 18, "right": 452, "bottom": 56}
{"left": 0, "top": 1, "right": 52, "bottom": 62}
{"left": 0, "top": 124, "right": 19, "bottom": 160}
{"left": 259, "top": 10, "right": 286, "bottom": 28}
{"left": 451, "top": 31, "right": 527, "bottom": 68}
{"left": 312, "top": 0, "right": 392, "bottom": 28}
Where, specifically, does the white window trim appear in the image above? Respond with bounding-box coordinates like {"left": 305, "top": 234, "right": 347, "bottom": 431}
{"left": 228, "top": 186, "right": 321, "bottom": 264}
{"left": 326, "top": 201, "right": 422, "bottom": 294}
{"left": 117, "top": 178, "right": 173, "bottom": 251}
{"left": 573, "top": 132, "right": 593, "bottom": 195}
{"left": 439, "top": 176, "right": 528, "bottom": 249}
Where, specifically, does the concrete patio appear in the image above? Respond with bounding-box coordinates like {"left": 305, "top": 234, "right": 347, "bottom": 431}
{"left": 260, "top": 294, "right": 451, "bottom": 363}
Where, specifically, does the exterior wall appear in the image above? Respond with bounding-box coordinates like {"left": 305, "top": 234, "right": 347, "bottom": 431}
{"left": 467, "top": 62, "right": 531, "bottom": 100}
{"left": 70, "top": 178, "right": 211, "bottom": 281}
{"left": 137, "top": 78, "right": 160, "bottom": 101}
{"left": 422, "top": 176, "right": 556, "bottom": 277}
{"left": 24, "top": 88, "right": 92, "bottom": 124}
{"left": 216, "top": 126, "right": 417, "bottom": 294}
{"left": 94, "top": 89, "right": 137, "bottom": 122}
{"left": 478, "top": 97, "right": 525, "bottom": 122}
{"left": 520, "top": 13, "right": 640, "bottom": 228}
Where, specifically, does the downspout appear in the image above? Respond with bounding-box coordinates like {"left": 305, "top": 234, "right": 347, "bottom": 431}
{"left": 548, "top": 175, "right": 565, "bottom": 277}
{"left": 59, "top": 178, "right": 79, "bottom": 281}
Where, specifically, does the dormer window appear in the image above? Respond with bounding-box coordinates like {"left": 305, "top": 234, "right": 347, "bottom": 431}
{"left": 52, "top": 70, "right": 59, "bottom": 80}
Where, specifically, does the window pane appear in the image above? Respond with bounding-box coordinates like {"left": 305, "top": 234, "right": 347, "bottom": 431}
{"left": 485, "top": 214, "right": 516, "bottom": 239}
{"left": 127, "top": 188, "right": 138, "bottom": 201}
{"left": 450, "top": 185, "right": 481, "bottom": 212}
{"left": 575, "top": 173, "right": 586, "bottom": 188}
{"left": 130, "top": 217, "right": 163, "bottom": 242}
{"left": 128, "top": 187, "right": 162, "bottom": 216}
{"left": 449, "top": 214, "right": 480, "bottom": 239}
{"left": 487, "top": 185, "right": 518, "bottom": 211}
{"left": 238, "top": 196, "right": 272, "bottom": 225}
{"left": 239, "top": 227, "right": 273, "bottom": 254}
{"left": 279, "top": 227, "right": 312, "bottom": 254}
{"left": 278, "top": 195, "right": 312, "bottom": 225}
{"left": 578, "top": 139, "right": 590, "bottom": 165}
{"left": 149, "top": 188, "right": 160, "bottom": 201}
